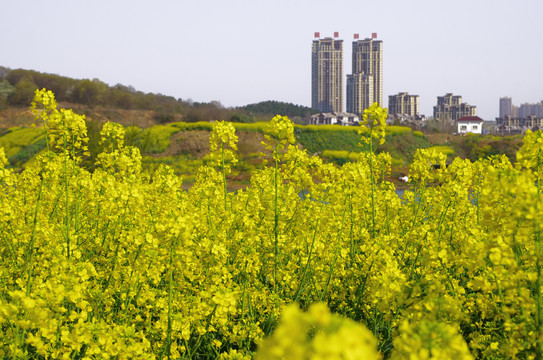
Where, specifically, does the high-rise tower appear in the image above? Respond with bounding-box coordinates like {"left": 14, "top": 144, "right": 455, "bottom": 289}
{"left": 499, "top": 97, "right": 513, "bottom": 118}
{"left": 312, "top": 32, "right": 343, "bottom": 113}
{"left": 347, "top": 33, "right": 383, "bottom": 115}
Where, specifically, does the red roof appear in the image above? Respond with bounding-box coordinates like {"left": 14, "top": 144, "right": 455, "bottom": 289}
{"left": 456, "top": 116, "right": 483, "bottom": 122}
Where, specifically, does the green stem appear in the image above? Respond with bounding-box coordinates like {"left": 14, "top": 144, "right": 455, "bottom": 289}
{"left": 221, "top": 143, "right": 227, "bottom": 211}
{"left": 120, "top": 242, "right": 145, "bottom": 320}
{"left": 294, "top": 209, "right": 322, "bottom": 301}
{"left": 537, "top": 150, "right": 542, "bottom": 360}
{"left": 369, "top": 128, "right": 376, "bottom": 239}
{"left": 26, "top": 177, "right": 44, "bottom": 296}
{"left": 538, "top": 149, "right": 541, "bottom": 193}
{"left": 349, "top": 193, "right": 355, "bottom": 263}
{"left": 321, "top": 190, "right": 348, "bottom": 300}
{"left": 436, "top": 198, "right": 452, "bottom": 244}
{"left": 64, "top": 135, "right": 70, "bottom": 260}
{"left": 42, "top": 111, "right": 50, "bottom": 153}
{"left": 274, "top": 142, "right": 279, "bottom": 293}
{"left": 189, "top": 305, "right": 218, "bottom": 358}
{"left": 407, "top": 243, "right": 423, "bottom": 281}
{"left": 102, "top": 201, "right": 129, "bottom": 292}
{"left": 412, "top": 181, "right": 426, "bottom": 228}
{"left": 536, "top": 221, "right": 542, "bottom": 360}
{"left": 476, "top": 168, "right": 482, "bottom": 225}
{"left": 166, "top": 236, "right": 176, "bottom": 360}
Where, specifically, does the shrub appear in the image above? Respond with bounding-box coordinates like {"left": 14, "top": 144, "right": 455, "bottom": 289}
{"left": 135, "top": 124, "right": 180, "bottom": 154}
{"left": 427, "top": 145, "right": 455, "bottom": 156}
{"left": 413, "top": 130, "right": 424, "bottom": 137}
{"left": 386, "top": 125, "right": 412, "bottom": 136}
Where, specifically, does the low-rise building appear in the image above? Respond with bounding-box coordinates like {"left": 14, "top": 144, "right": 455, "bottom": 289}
{"left": 457, "top": 116, "right": 484, "bottom": 134}
{"left": 496, "top": 115, "right": 543, "bottom": 134}
{"left": 309, "top": 112, "right": 360, "bottom": 126}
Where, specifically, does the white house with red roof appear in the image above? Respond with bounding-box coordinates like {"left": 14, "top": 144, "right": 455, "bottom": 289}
{"left": 456, "top": 116, "right": 484, "bottom": 134}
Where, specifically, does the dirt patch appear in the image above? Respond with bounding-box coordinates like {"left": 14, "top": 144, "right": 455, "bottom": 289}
{"left": 162, "top": 130, "right": 269, "bottom": 158}
{"left": 236, "top": 131, "right": 269, "bottom": 156}
{"left": 425, "top": 133, "right": 458, "bottom": 145}
{"left": 164, "top": 130, "right": 210, "bottom": 158}
{"left": 0, "top": 104, "right": 180, "bottom": 131}
{"left": 66, "top": 105, "right": 172, "bottom": 129}
{"left": 0, "top": 108, "right": 35, "bottom": 128}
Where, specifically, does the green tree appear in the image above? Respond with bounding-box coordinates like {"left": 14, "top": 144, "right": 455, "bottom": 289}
{"left": 0, "top": 80, "right": 16, "bottom": 100}
{"left": 0, "top": 80, "right": 16, "bottom": 109}
{"left": 5, "top": 69, "right": 35, "bottom": 86}
{"left": 0, "top": 66, "right": 10, "bottom": 80}
{"left": 229, "top": 112, "right": 253, "bottom": 123}
{"left": 74, "top": 78, "right": 108, "bottom": 107}
{"left": 8, "top": 79, "right": 38, "bottom": 106}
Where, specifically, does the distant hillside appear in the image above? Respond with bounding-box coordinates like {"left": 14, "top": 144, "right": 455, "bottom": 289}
{"left": 0, "top": 66, "right": 289, "bottom": 124}
{"left": 238, "top": 100, "right": 317, "bottom": 122}
{"left": 0, "top": 66, "right": 184, "bottom": 112}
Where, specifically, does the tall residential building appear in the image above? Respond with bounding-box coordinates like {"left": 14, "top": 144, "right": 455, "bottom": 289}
{"left": 347, "top": 33, "right": 383, "bottom": 115}
{"left": 346, "top": 73, "right": 373, "bottom": 115}
{"left": 433, "top": 93, "right": 476, "bottom": 121}
{"left": 496, "top": 98, "right": 543, "bottom": 133}
{"left": 498, "top": 97, "right": 543, "bottom": 119}
{"left": 499, "top": 97, "right": 513, "bottom": 118}
{"left": 311, "top": 33, "right": 343, "bottom": 112}
{"left": 388, "top": 92, "right": 419, "bottom": 119}
{"left": 519, "top": 101, "right": 543, "bottom": 117}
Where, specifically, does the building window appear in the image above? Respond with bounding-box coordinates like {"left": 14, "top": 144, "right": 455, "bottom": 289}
{"left": 460, "top": 125, "right": 467, "bottom": 131}
{"left": 472, "top": 125, "right": 478, "bottom": 130}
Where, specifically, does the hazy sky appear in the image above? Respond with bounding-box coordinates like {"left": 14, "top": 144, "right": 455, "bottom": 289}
{"left": 2, "top": 0, "right": 542, "bottom": 119}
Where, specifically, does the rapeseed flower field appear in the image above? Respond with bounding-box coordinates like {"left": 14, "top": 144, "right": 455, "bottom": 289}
{"left": 1, "top": 89, "right": 542, "bottom": 359}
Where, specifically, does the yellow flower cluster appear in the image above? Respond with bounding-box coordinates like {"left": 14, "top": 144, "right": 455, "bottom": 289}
{"left": 358, "top": 103, "right": 388, "bottom": 145}
{"left": 516, "top": 129, "right": 543, "bottom": 187}
{"left": 208, "top": 120, "right": 239, "bottom": 173}
{"left": 1, "top": 91, "right": 543, "bottom": 359}
{"left": 256, "top": 303, "right": 380, "bottom": 360}
{"left": 31, "top": 88, "right": 89, "bottom": 159}
{"left": 409, "top": 147, "right": 447, "bottom": 183}
{"left": 95, "top": 122, "right": 143, "bottom": 178}
{"left": 263, "top": 115, "right": 296, "bottom": 145}
{"left": 210, "top": 120, "right": 239, "bottom": 153}
{"left": 391, "top": 320, "right": 473, "bottom": 360}
{"left": 0, "top": 147, "right": 16, "bottom": 188}
{"left": 262, "top": 115, "right": 296, "bottom": 160}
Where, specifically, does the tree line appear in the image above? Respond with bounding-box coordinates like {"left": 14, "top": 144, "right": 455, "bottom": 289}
{"left": 237, "top": 100, "right": 318, "bottom": 120}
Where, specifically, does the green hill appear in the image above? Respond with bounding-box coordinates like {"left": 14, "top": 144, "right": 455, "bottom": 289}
{"left": 238, "top": 100, "right": 317, "bottom": 122}
{"left": 0, "top": 67, "right": 316, "bottom": 125}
